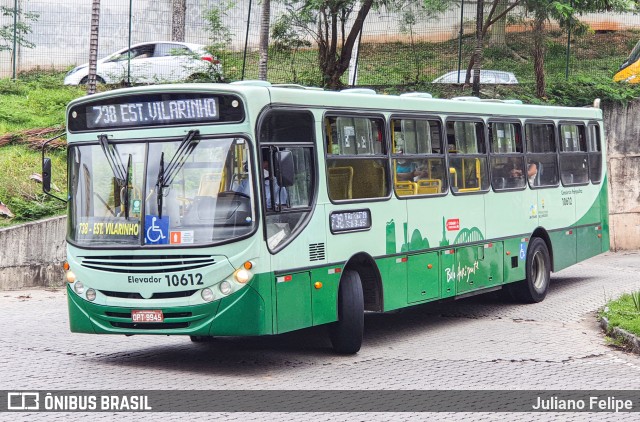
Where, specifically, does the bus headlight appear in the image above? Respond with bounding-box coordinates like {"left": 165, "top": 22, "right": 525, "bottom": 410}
{"left": 66, "top": 271, "right": 76, "bottom": 283}
{"left": 219, "top": 281, "right": 232, "bottom": 295}
{"left": 86, "top": 288, "right": 96, "bottom": 301}
{"left": 234, "top": 268, "right": 252, "bottom": 284}
{"left": 74, "top": 281, "right": 85, "bottom": 295}
{"left": 201, "top": 288, "right": 214, "bottom": 302}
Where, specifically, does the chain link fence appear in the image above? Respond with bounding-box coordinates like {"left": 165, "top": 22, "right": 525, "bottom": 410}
{"left": 1, "top": 0, "right": 640, "bottom": 87}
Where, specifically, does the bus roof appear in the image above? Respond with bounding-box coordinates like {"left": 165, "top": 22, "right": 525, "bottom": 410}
{"left": 68, "top": 81, "right": 603, "bottom": 122}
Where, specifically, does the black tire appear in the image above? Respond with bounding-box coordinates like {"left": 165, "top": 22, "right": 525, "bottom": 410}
{"left": 508, "top": 237, "right": 551, "bottom": 303}
{"left": 190, "top": 335, "right": 211, "bottom": 343}
{"left": 79, "top": 76, "right": 105, "bottom": 85}
{"left": 329, "top": 270, "right": 364, "bottom": 354}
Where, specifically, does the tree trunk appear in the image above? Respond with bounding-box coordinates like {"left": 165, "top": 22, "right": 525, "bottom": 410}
{"left": 533, "top": 12, "right": 546, "bottom": 98}
{"left": 171, "top": 0, "right": 186, "bottom": 42}
{"left": 258, "top": 0, "right": 270, "bottom": 81}
{"left": 87, "top": 0, "right": 100, "bottom": 95}
{"left": 319, "top": 0, "right": 373, "bottom": 90}
{"left": 489, "top": 0, "right": 507, "bottom": 47}
{"left": 472, "top": 0, "right": 484, "bottom": 96}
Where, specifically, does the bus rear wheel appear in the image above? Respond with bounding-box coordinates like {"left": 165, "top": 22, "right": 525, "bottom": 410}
{"left": 329, "top": 270, "right": 364, "bottom": 354}
{"left": 509, "top": 237, "right": 551, "bottom": 303}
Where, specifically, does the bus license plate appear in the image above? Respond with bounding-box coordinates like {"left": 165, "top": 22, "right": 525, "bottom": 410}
{"left": 131, "top": 310, "right": 163, "bottom": 323}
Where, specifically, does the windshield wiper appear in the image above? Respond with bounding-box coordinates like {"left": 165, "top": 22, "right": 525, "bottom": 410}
{"left": 98, "top": 134, "right": 131, "bottom": 217}
{"left": 156, "top": 152, "right": 165, "bottom": 217}
{"left": 155, "top": 130, "right": 199, "bottom": 218}
{"left": 124, "top": 154, "right": 132, "bottom": 219}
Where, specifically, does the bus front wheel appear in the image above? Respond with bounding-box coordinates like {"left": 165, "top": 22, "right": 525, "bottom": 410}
{"left": 509, "top": 237, "right": 551, "bottom": 303}
{"left": 329, "top": 270, "right": 364, "bottom": 354}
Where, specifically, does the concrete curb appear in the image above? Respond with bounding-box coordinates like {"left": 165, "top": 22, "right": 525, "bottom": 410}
{"left": 599, "top": 315, "right": 640, "bottom": 354}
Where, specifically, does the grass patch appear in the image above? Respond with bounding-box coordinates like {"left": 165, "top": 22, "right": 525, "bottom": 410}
{"left": 0, "top": 144, "right": 67, "bottom": 228}
{"left": 600, "top": 292, "right": 640, "bottom": 338}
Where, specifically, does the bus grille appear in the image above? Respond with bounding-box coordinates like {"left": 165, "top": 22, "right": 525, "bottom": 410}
{"left": 100, "top": 290, "right": 197, "bottom": 299}
{"left": 78, "top": 255, "right": 216, "bottom": 273}
{"left": 309, "top": 243, "right": 325, "bottom": 261}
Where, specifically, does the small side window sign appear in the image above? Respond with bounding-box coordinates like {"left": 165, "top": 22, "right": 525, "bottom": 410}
{"left": 330, "top": 209, "right": 371, "bottom": 234}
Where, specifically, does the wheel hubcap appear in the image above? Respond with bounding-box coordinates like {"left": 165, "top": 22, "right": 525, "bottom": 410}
{"left": 531, "top": 250, "right": 547, "bottom": 291}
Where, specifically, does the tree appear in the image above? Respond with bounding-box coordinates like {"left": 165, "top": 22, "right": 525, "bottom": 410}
{"left": 0, "top": 4, "right": 39, "bottom": 77}
{"left": 171, "top": 0, "right": 186, "bottom": 42}
{"left": 521, "top": 0, "right": 633, "bottom": 98}
{"left": 87, "top": 0, "right": 100, "bottom": 95}
{"left": 203, "top": 2, "right": 233, "bottom": 80}
{"left": 277, "top": 1, "right": 447, "bottom": 89}
{"left": 259, "top": 0, "right": 271, "bottom": 80}
{"left": 489, "top": 0, "right": 508, "bottom": 47}
{"left": 464, "top": 0, "right": 520, "bottom": 86}
{"left": 471, "top": 0, "right": 484, "bottom": 96}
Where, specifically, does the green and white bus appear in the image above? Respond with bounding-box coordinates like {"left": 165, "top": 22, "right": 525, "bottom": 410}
{"left": 45, "top": 81, "right": 608, "bottom": 354}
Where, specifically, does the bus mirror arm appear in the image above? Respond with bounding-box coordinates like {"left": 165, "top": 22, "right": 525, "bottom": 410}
{"left": 42, "top": 133, "right": 67, "bottom": 203}
{"left": 275, "top": 150, "right": 295, "bottom": 187}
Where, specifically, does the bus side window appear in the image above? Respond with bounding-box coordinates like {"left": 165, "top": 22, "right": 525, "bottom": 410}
{"left": 525, "top": 122, "right": 558, "bottom": 187}
{"left": 326, "top": 115, "right": 389, "bottom": 200}
{"left": 446, "top": 119, "right": 488, "bottom": 193}
{"left": 559, "top": 124, "right": 588, "bottom": 186}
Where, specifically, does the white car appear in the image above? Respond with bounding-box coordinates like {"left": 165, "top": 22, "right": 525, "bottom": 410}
{"left": 433, "top": 70, "right": 518, "bottom": 84}
{"left": 64, "top": 41, "right": 223, "bottom": 85}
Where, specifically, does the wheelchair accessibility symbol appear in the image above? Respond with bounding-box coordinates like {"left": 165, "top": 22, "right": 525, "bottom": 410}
{"left": 519, "top": 242, "right": 527, "bottom": 260}
{"left": 145, "top": 215, "right": 169, "bottom": 244}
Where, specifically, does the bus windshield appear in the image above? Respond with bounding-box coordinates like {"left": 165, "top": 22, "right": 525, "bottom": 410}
{"left": 68, "top": 136, "right": 255, "bottom": 247}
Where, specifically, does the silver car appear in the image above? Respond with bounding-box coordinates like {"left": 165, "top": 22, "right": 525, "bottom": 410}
{"left": 64, "top": 41, "right": 223, "bottom": 85}
{"left": 433, "top": 70, "right": 519, "bottom": 84}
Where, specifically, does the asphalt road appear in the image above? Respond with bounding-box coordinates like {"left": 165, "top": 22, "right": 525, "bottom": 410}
{"left": 1, "top": 251, "right": 639, "bottom": 421}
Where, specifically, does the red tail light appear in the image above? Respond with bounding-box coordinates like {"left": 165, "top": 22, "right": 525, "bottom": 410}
{"left": 201, "top": 56, "right": 221, "bottom": 65}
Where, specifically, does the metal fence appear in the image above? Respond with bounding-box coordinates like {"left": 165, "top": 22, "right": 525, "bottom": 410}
{"left": 1, "top": 0, "right": 640, "bottom": 87}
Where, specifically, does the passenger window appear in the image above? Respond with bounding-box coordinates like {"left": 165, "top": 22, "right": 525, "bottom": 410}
{"left": 559, "top": 124, "right": 588, "bottom": 186}
{"left": 258, "top": 109, "right": 316, "bottom": 251}
{"left": 446, "top": 120, "right": 489, "bottom": 193}
{"left": 326, "top": 116, "right": 388, "bottom": 200}
{"left": 525, "top": 123, "right": 558, "bottom": 187}
{"left": 391, "top": 118, "right": 447, "bottom": 197}
{"left": 588, "top": 124, "right": 602, "bottom": 184}
{"left": 489, "top": 122, "right": 522, "bottom": 153}
{"left": 489, "top": 122, "right": 525, "bottom": 191}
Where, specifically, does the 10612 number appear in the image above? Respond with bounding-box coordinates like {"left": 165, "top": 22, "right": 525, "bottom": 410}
{"left": 165, "top": 273, "right": 203, "bottom": 287}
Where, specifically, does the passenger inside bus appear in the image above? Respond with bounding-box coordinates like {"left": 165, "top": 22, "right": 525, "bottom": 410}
{"left": 395, "top": 157, "right": 417, "bottom": 181}
{"left": 237, "top": 158, "right": 288, "bottom": 208}
{"left": 527, "top": 162, "right": 538, "bottom": 185}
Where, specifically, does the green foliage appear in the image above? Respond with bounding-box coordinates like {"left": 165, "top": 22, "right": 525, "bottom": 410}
{"left": 0, "top": 6, "right": 39, "bottom": 53}
{"left": 203, "top": 1, "right": 234, "bottom": 53}
{"left": 632, "top": 291, "right": 640, "bottom": 312}
{"left": 202, "top": 1, "right": 235, "bottom": 80}
{"left": 0, "top": 144, "right": 67, "bottom": 227}
{"left": 0, "top": 71, "right": 83, "bottom": 133}
{"left": 544, "top": 76, "right": 640, "bottom": 105}
{"left": 601, "top": 292, "right": 640, "bottom": 338}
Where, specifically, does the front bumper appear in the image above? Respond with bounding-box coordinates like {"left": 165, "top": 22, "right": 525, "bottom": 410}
{"left": 67, "top": 282, "right": 271, "bottom": 337}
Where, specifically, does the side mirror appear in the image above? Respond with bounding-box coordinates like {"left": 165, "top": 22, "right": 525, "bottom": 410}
{"left": 42, "top": 158, "right": 52, "bottom": 193}
{"left": 41, "top": 133, "right": 67, "bottom": 203}
{"left": 274, "top": 150, "right": 295, "bottom": 187}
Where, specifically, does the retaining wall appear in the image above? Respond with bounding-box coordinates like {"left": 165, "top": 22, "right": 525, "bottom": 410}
{"left": 0, "top": 216, "right": 67, "bottom": 289}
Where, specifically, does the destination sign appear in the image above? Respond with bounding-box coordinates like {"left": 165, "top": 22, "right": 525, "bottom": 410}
{"left": 330, "top": 209, "right": 371, "bottom": 233}
{"left": 68, "top": 93, "right": 244, "bottom": 132}
{"left": 76, "top": 217, "right": 140, "bottom": 242}
{"left": 87, "top": 97, "right": 219, "bottom": 129}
